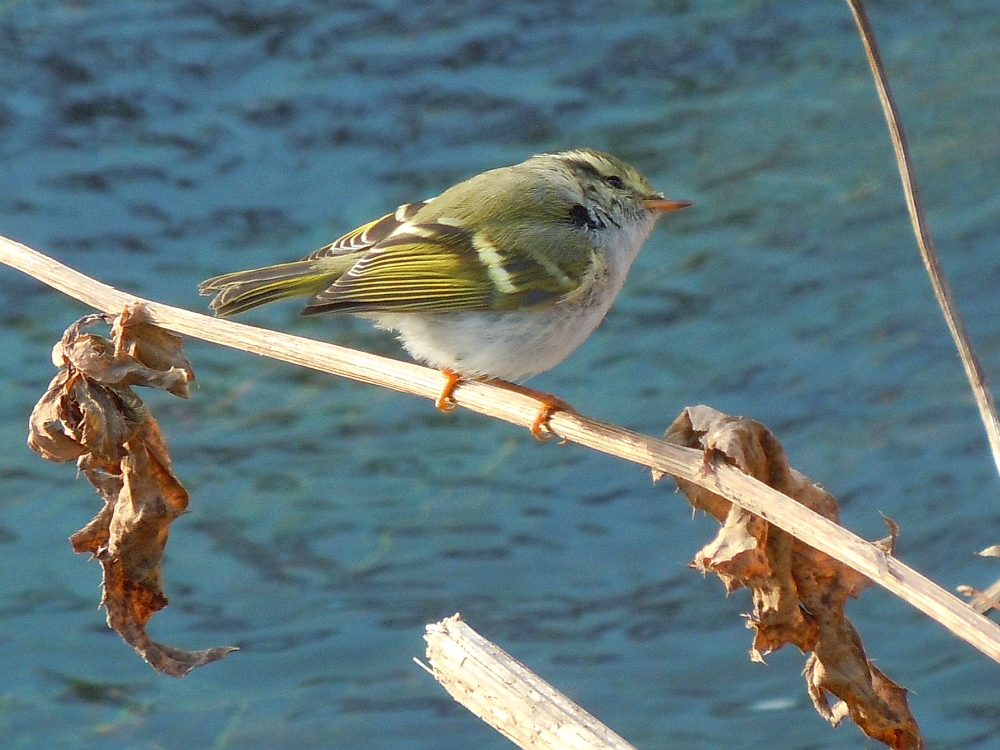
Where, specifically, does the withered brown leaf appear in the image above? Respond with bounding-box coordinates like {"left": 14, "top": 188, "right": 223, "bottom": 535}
{"left": 113, "top": 305, "right": 195, "bottom": 395}
{"left": 29, "top": 305, "right": 235, "bottom": 677}
{"left": 27, "top": 370, "right": 88, "bottom": 463}
{"left": 660, "top": 405, "right": 921, "bottom": 750}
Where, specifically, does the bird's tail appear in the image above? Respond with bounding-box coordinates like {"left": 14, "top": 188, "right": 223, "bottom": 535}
{"left": 199, "top": 261, "right": 340, "bottom": 316}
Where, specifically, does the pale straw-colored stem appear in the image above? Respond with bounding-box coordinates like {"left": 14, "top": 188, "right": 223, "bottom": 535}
{"left": 3, "top": 232, "right": 1000, "bottom": 664}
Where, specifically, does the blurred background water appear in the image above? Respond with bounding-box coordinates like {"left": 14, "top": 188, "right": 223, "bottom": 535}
{"left": 1, "top": 0, "right": 999, "bottom": 747}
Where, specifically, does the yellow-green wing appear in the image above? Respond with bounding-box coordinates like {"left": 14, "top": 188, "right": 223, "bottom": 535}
{"left": 199, "top": 201, "right": 435, "bottom": 317}
{"left": 307, "top": 201, "right": 430, "bottom": 259}
{"left": 302, "top": 221, "right": 584, "bottom": 315}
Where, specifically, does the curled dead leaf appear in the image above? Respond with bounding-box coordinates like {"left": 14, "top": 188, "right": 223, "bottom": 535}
{"left": 113, "top": 304, "right": 195, "bottom": 396}
{"left": 27, "top": 307, "right": 234, "bottom": 676}
{"left": 660, "top": 405, "right": 921, "bottom": 750}
{"left": 27, "top": 370, "right": 87, "bottom": 462}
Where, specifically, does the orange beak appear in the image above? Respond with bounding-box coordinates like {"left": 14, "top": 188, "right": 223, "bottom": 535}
{"left": 644, "top": 196, "right": 693, "bottom": 212}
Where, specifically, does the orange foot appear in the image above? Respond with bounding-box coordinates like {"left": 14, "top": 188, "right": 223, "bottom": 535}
{"left": 490, "top": 380, "right": 573, "bottom": 441}
{"left": 434, "top": 370, "right": 572, "bottom": 440}
{"left": 435, "top": 369, "right": 462, "bottom": 412}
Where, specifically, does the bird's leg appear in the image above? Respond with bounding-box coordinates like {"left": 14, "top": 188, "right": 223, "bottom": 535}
{"left": 434, "top": 371, "right": 571, "bottom": 440}
{"left": 435, "top": 369, "right": 462, "bottom": 412}
{"left": 488, "top": 380, "right": 573, "bottom": 440}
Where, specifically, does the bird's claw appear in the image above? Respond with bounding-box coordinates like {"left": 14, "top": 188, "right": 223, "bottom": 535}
{"left": 434, "top": 372, "right": 569, "bottom": 441}
{"left": 435, "top": 369, "right": 461, "bottom": 412}
{"left": 530, "top": 404, "right": 558, "bottom": 441}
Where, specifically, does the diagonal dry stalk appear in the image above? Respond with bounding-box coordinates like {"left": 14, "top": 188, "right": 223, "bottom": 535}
{"left": 423, "top": 614, "right": 639, "bottom": 750}
{"left": 846, "top": 0, "right": 1000, "bottom": 483}
{"left": 3, "top": 233, "right": 1000, "bottom": 668}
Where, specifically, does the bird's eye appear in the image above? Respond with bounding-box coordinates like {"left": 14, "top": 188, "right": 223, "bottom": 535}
{"left": 605, "top": 175, "right": 625, "bottom": 189}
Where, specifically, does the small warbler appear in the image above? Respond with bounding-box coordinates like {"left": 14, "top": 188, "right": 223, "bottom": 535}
{"left": 200, "top": 148, "right": 690, "bottom": 436}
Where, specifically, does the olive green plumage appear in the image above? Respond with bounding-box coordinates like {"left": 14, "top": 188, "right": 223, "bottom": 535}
{"left": 199, "top": 148, "right": 689, "bottom": 380}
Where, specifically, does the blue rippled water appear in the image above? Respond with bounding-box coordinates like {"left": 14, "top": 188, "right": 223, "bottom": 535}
{"left": 1, "top": 1, "right": 999, "bottom": 748}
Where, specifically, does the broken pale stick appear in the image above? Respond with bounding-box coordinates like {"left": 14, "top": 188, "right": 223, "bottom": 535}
{"left": 423, "top": 614, "right": 637, "bottom": 750}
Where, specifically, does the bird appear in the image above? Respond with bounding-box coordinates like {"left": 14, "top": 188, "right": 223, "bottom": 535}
{"left": 199, "top": 148, "right": 690, "bottom": 437}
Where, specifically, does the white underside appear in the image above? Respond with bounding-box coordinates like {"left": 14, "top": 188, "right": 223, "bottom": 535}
{"left": 368, "top": 215, "right": 657, "bottom": 381}
{"left": 370, "top": 295, "right": 611, "bottom": 382}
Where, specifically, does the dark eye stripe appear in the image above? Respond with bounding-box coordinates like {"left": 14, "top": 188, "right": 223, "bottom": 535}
{"left": 568, "top": 203, "right": 606, "bottom": 230}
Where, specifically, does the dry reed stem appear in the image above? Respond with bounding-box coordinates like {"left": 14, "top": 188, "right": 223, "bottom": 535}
{"left": 3, "top": 233, "right": 1000, "bottom": 666}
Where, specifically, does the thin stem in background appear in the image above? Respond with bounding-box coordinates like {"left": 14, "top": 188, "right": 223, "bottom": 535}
{"left": 846, "top": 0, "right": 1000, "bottom": 484}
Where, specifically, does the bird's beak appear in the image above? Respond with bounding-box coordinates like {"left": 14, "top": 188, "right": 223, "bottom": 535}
{"left": 644, "top": 196, "right": 692, "bottom": 212}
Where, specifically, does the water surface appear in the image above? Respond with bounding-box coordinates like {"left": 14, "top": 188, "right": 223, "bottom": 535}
{"left": 1, "top": 1, "right": 999, "bottom": 748}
